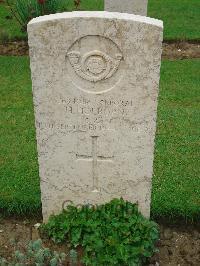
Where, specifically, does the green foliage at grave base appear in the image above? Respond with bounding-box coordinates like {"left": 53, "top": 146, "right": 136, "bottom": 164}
{"left": 41, "top": 198, "right": 159, "bottom": 266}
{"left": 0, "top": 239, "right": 68, "bottom": 266}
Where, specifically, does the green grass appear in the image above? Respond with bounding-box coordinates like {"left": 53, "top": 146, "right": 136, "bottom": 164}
{"left": 0, "top": 0, "right": 199, "bottom": 42}
{"left": 0, "top": 57, "right": 200, "bottom": 221}
{"left": 0, "top": 56, "right": 41, "bottom": 215}
{"left": 152, "top": 59, "right": 200, "bottom": 221}
{"left": 148, "top": 0, "right": 200, "bottom": 41}
{"left": 0, "top": 0, "right": 26, "bottom": 41}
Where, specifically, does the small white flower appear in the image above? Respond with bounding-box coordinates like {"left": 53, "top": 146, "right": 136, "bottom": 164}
{"left": 34, "top": 223, "right": 41, "bottom": 229}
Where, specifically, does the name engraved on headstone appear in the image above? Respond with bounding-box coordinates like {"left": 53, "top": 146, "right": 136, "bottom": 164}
{"left": 62, "top": 97, "right": 132, "bottom": 116}
{"left": 36, "top": 97, "right": 136, "bottom": 132}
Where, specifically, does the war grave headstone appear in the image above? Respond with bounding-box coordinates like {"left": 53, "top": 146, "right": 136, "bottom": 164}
{"left": 104, "top": 0, "right": 148, "bottom": 16}
{"left": 28, "top": 11, "right": 163, "bottom": 221}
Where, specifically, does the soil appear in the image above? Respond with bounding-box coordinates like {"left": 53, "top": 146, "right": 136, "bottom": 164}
{"left": 0, "top": 41, "right": 29, "bottom": 56}
{"left": 0, "top": 41, "right": 200, "bottom": 59}
{"left": 0, "top": 218, "right": 199, "bottom": 265}
{"left": 162, "top": 42, "right": 200, "bottom": 60}
{"left": 150, "top": 223, "right": 200, "bottom": 266}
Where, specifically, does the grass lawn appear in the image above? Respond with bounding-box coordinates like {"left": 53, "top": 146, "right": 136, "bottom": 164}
{"left": 0, "top": 0, "right": 199, "bottom": 42}
{"left": 148, "top": 0, "right": 200, "bottom": 41}
{"left": 0, "top": 56, "right": 40, "bottom": 215}
{"left": 152, "top": 59, "right": 200, "bottom": 221}
{"left": 0, "top": 56, "right": 200, "bottom": 221}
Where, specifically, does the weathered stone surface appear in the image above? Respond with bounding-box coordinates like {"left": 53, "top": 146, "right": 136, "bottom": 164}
{"left": 105, "top": 0, "right": 148, "bottom": 16}
{"left": 28, "top": 12, "right": 163, "bottom": 222}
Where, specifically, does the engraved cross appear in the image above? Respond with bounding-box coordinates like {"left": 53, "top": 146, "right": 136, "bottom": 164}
{"left": 76, "top": 136, "right": 113, "bottom": 192}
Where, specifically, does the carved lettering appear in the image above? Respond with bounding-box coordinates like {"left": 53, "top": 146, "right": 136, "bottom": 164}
{"left": 36, "top": 96, "right": 137, "bottom": 133}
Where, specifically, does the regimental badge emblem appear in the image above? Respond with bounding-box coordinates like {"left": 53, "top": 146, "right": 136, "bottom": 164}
{"left": 67, "top": 50, "right": 122, "bottom": 83}
{"left": 66, "top": 35, "right": 124, "bottom": 93}
{"left": 66, "top": 35, "right": 123, "bottom": 87}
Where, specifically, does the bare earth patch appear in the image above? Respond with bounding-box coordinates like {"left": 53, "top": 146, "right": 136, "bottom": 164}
{"left": 0, "top": 41, "right": 200, "bottom": 59}
{"left": 162, "top": 42, "right": 200, "bottom": 60}
{"left": 0, "top": 218, "right": 199, "bottom": 265}
{"left": 0, "top": 41, "right": 29, "bottom": 56}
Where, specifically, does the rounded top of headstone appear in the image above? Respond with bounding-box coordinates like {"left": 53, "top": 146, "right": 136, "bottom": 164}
{"left": 28, "top": 11, "right": 163, "bottom": 29}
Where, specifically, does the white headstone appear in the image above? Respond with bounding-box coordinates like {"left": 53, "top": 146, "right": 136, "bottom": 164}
{"left": 28, "top": 12, "right": 163, "bottom": 222}
{"left": 105, "top": 0, "right": 148, "bottom": 16}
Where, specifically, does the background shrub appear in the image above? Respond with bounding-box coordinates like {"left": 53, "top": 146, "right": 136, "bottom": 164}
{"left": 6, "top": 0, "right": 74, "bottom": 31}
